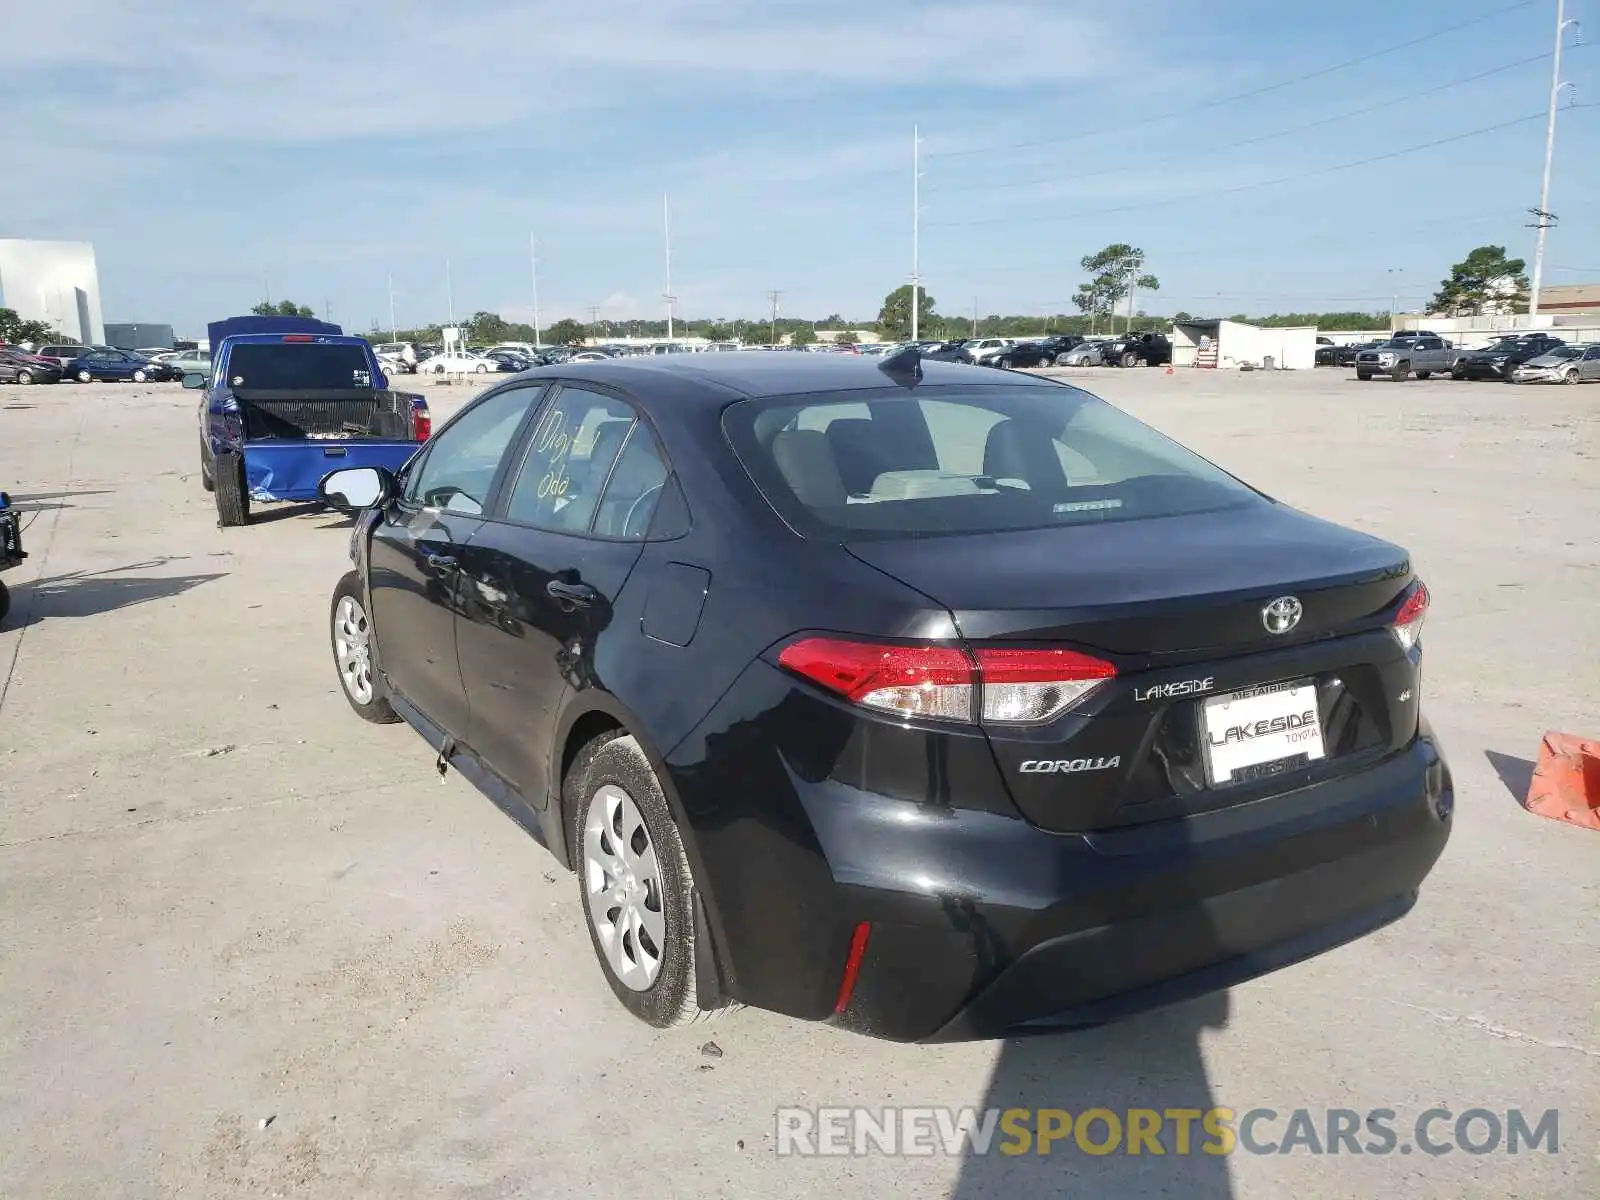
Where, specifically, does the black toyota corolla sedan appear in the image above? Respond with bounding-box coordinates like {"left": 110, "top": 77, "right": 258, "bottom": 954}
{"left": 316, "top": 350, "right": 1451, "bottom": 1042}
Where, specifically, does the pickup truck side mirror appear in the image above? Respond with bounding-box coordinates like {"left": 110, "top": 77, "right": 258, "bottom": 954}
{"left": 318, "top": 465, "right": 397, "bottom": 513}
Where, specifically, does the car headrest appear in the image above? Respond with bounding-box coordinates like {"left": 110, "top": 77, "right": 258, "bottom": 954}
{"left": 771, "top": 429, "right": 847, "bottom": 508}
{"left": 983, "top": 418, "right": 1069, "bottom": 489}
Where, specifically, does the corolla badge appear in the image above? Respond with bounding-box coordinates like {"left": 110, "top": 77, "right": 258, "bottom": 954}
{"left": 1261, "top": 595, "right": 1303, "bottom": 635}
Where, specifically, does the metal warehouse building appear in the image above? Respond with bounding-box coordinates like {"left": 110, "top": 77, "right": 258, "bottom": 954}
{"left": 0, "top": 239, "right": 105, "bottom": 345}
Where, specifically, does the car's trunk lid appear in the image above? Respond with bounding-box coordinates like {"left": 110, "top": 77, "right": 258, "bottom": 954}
{"left": 846, "top": 503, "right": 1418, "bottom": 832}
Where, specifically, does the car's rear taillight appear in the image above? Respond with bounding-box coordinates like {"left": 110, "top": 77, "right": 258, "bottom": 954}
{"left": 776, "top": 637, "right": 1115, "bottom": 725}
{"left": 1391, "top": 581, "right": 1429, "bottom": 651}
{"left": 412, "top": 403, "right": 432, "bottom": 441}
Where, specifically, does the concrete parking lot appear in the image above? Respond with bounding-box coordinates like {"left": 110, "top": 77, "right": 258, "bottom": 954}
{"left": 1, "top": 367, "right": 1595, "bottom": 1199}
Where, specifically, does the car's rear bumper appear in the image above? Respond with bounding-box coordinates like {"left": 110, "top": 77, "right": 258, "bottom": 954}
{"left": 681, "top": 710, "right": 1450, "bottom": 1042}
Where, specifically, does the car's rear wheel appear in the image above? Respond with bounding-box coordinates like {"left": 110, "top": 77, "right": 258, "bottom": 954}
{"left": 132, "top": 369, "right": 147, "bottom": 383}
{"left": 568, "top": 733, "right": 702, "bottom": 1027}
{"left": 1121, "top": 351, "right": 1138, "bottom": 368}
{"left": 213, "top": 451, "right": 250, "bottom": 526}
{"left": 330, "top": 572, "right": 400, "bottom": 722}
{"left": 1451, "top": 362, "right": 1467, "bottom": 380}
{"left": 77, "top": 369, "right": 92, "bottom": 383}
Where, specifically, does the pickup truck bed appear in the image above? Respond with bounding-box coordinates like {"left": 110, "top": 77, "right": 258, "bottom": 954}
{"left": 234, "top": 389, "right": 417, "bottom": 441}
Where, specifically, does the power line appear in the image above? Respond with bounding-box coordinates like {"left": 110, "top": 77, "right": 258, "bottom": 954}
{"left": 929, "top": 109, "right": 1574, "bottom": 231}
{"left": 927, "top": 0, "right": 1538, "bottom": 161}
{"left": 930, "top": 49, "right": 1561, "bottom": 198}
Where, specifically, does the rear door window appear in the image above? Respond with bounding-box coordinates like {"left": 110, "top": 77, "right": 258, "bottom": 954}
{"left": 724, "top": 383, "right": 1261, "bottom": 539}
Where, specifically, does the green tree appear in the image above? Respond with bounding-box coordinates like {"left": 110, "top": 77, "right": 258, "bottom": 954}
{"left": 250, "top": 299, "right": 317, "bottom": 318}
{"left": 702, "top": 322, "right": 733, "bottom": 342}
{"left": 469, "top": 311, "right": 515, "bottom": 344}
{"left": 544, "top": 318, "right": 588, "bottom": 346}
{"left": 0, "top": 307, "right": 60, "bottom": 345}
{"left": 1429, "top": 245, "right": 1528, "bottom": 316}
{"left": 790, "top": 325, "right": 817, "bottom": 346}
{"left": 1079, "top": 244, "right": 1159, "bottom": 332}
{"left": 833, "top": 330, "right": 857, "bottom": 346}
{"left": 877, "top": 285, "right": 938, "bottom": 341}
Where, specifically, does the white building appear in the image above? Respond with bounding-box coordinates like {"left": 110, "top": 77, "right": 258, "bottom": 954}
{"left": 1170, "top": 320, "right": 1318, "bottom": 370}
{"left": 0, "top": 239, "right": 105, "bottom": 344}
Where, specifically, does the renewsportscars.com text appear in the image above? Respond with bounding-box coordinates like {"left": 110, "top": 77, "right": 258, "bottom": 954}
{"left": 774, "top": 1106, "right": 1560, "bottom": 1158}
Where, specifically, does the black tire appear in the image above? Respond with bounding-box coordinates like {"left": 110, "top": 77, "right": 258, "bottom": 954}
{"left": 1390, "top": 362, "right": 1408, "bottom": 382}
{"left": 1416, "top": 370, "right": 1431, "bottom": 380}
{"left": 1121, "top": 351, "right": 1139, "bottom": 368}
{"left": 132, "top": 369, "right": 147, "bottom": 383}
{"left": 1451, "top": 363, "right": 1467, "bottom": 380}
{"left": 213, "top": 451, "right": 250, "bottom": 526}
{"left": 77, "top": 369, "right": 92, "bottom": 383}
{"left": 330, "top": 570, "right": 400, "bottom": 723}
{"left": 1564, "top": 368, "right": 1582, "bottom": 385}
{"left": 0, "top": 578, "right": 9, "bottom": 627}
{"left": 1356, "top": 370, "right": 1373, "bottom": 380}
{"left": 567, "top": 733, "right": 704, "bottom": 1028}
{"left": 15, "top": 370, "right": 31, "bottom": 385}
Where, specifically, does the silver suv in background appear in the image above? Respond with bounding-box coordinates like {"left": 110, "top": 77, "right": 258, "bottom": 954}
{"left": 1354, "top": 333, "right": 1461, "bottom": 382}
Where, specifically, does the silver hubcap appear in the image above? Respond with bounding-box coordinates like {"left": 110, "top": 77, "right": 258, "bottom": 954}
{"left": 333, "top": 595, "right": 375, "bottom": 705}
{"left": 583, "top": 784, "right": 665, "bottom": 991}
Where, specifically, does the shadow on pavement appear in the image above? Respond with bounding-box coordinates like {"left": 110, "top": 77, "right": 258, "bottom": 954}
{"left": 1484, "top": 749, "right": 1536, "bottom": 807}
{"left": 6, "top": 489, "right": 113, "bottom": 513}
{"left": 950, "top": 993, "right": 1233, "bottom": 1199}
{"left": 242, "top": 502, "right": 325, "bottom": 526}
{"left": 10, "top": 562, "right": 227, "bottom": 628}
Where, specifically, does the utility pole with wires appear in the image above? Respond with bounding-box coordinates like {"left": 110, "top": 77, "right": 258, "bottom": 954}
{"left": 1529, "top": 0, "right": 1580, "bottom": 316}
{"left": 767, "top": 290, "right": 783, "bottom": 346}
{"left": 588, "top": 305, "right": 602, "bottom": 344}
{"left": 910, "top": 125, "right": 922, "bottom": 342}
{"left": 445, "top": 257, "right": 455, "bottom": 330}
{"left": 663, "top": 194, "right": 677, "bottom": 341}
{"left": 529, "top": 234, "right": 542, "bottom": 347}
{"left": 387, "top": 273, "right": 398, "bottom": 341}
{"left": 971, "top": 298, "right": 978, "bottom": 337}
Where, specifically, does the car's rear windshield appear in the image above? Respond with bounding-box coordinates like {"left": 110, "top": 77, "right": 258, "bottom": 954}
{"left": 226, "top": 342, "right": 374, "bottom": 390}
{"left": 722, "top": 382, "right": 1262, "bottom": 540}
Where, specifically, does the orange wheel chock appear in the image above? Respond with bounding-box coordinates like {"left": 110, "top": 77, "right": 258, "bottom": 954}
{"left": 1524, "top": 732, "right": 1600, "bottom": 831}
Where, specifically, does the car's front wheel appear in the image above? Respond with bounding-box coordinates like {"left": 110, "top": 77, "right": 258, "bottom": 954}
{"left": 1356, "top": 370, "right": 1373, "bottom": 380}
{"left": 1451, "top": 362, "right": 1468, "bottom": 380}
{"left": 330, "top": 571, "right": 400, "bottom": 723}
{"left": 77, "top": 369, "right": 92, "bottom": 383}
{"left": 1121, "top": 351, "right": 1139, "bottom": 368}
{"left": 14, "top": 370, "right": 30, "bottom": 385}
{"left": 1563, "top": 367, "right": 1581, "bottom": 385}
{"left": 568, "top": 733, "right": 703, "bottom": 1027}
{"left": 132, "top": 369, "right": 147, "bottom": 383}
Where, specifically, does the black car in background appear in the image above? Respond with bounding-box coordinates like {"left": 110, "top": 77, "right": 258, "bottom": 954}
{"left": 1336, "top": 340, "right": 1385, "bottom": 368}
{"left": 315, "top": 350, "right": 1450, "bottom": 1042}
{"left": 1454, "top": 333, "right": 1566, "bottom": 380}
{"left": 0, "top": 349, "right": 64, "bottom": 384}
{"left": 996, "top": 334, "right": 1085, "bottom": 368}
{"left": 1102, "top": 331, "right": 1173, "bottom": 367}
{"left": 1315, "top": 337, "right": 1337, "bottom": 366}
{"left": 920, "top": 339, "right": 975, "bottom": 363}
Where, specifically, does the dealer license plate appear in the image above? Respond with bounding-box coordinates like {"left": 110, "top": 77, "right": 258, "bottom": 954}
{"left": 1201, "top": 680, "right": 1325, "bottom": 785}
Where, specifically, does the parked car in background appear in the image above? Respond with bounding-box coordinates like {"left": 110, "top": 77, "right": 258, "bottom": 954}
{"left": 1354, "top": 335, "right": 1458, "bottom": 382}
{"left": 1059, "top": 339, "right": 1110, "bottom": 366}
{"left": 65, "top": 348, "right": 178, "bottom": 383}
{"left": 35, "top": 343, "right": 93, "bottom": 370}
{"left": 426, "top": 351, "right": 497, "bottom": 374}
{"left": 963, "top": 337, "right": 1016, "bottom": 365}
{"left": 920, "top": 340, "right": 976, "bottom": 363}
{"left": 1335, "top": 341, "right": 1384, "bottom": 368}
{"left": 1509, "top": 343, "right": 1600, "bottom": 384}
{"left": 569, "top": 350, "right": 613, "bottom": 362}
{"left": 485, "top": 350, "right": 534, "bottom": 372}
{"left": 314, "top": 350, "right": 1450, "bottom": 1042}
{"left": 1102, "top": 332, "right": 1172, "bottom": 368}
{"left": 1453, "top": 333, "right": 1566, "bottom": 381}
{"left": 0, "top": 349, "right": 64, "bottom": 384}
{"left": 1315, "top": 337, "right": 1337, "bottom": 366}
{"left": 995, "top": 335, "right": 1085, "bottom": 369}
{"left": 154, "top": 349, "right": 213, "bottom": 378}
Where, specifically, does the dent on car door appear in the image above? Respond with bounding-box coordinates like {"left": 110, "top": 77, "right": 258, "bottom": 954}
{"left": 454, "top": 385, "right": 673, "bottom": 806}
{"left": 366, "top": 385, "right": 543, "bottom": 738}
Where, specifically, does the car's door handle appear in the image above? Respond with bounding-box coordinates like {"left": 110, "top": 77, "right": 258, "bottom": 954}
{"left": 546, "top": 580, "right": 599, "bottom": 608}
{"left": 425, "top": 552, "right": 458, "bottom": 570}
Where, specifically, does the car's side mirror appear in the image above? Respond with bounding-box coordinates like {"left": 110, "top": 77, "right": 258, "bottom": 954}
{"left": 317, "top": 465, "right": 396, "bottom": 513}
{"left": 181, "top": 371, "right": 206, "bottom": 389}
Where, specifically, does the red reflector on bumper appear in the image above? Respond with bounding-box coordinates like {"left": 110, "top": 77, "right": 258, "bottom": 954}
{"left": 833, "top": 921, "right": 873, "bottom": 1014}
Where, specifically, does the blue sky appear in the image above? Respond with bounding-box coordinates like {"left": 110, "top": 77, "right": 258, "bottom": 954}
{"left": 4, "top": 0, "right": 1596, "bottom": 333}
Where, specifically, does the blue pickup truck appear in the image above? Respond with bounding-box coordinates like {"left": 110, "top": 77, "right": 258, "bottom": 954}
{"left": 189, "top": 317, "right": 432, "bottom": 526}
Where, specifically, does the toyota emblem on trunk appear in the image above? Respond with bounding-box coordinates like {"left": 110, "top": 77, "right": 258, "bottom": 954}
{"left": 1262, "top": 596, "right": 1303, "bottom": 635}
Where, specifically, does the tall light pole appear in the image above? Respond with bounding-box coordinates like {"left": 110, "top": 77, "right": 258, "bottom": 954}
{"left": 1529, "top": 0, "right": 1580, "bottom": 316}
{"left": 767, "top": 290, "right": 783, "bottom": 346}
{"left": 445, "top": 257, "right": 455, "bottom": 331}
{"left": 529, "top": 234, "right": 542, "bottom": 347}
{"left": 387, "top": 273, "right": 398, "bottom": 341}
{"left": 663, "top": 194, "right": 677, "bottom": 341}
{"left": 910, "top": 125, "right": 922, "bottom": 342}
{"left": 1388, "top": 268, "right": 1404, "bottom": 325}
